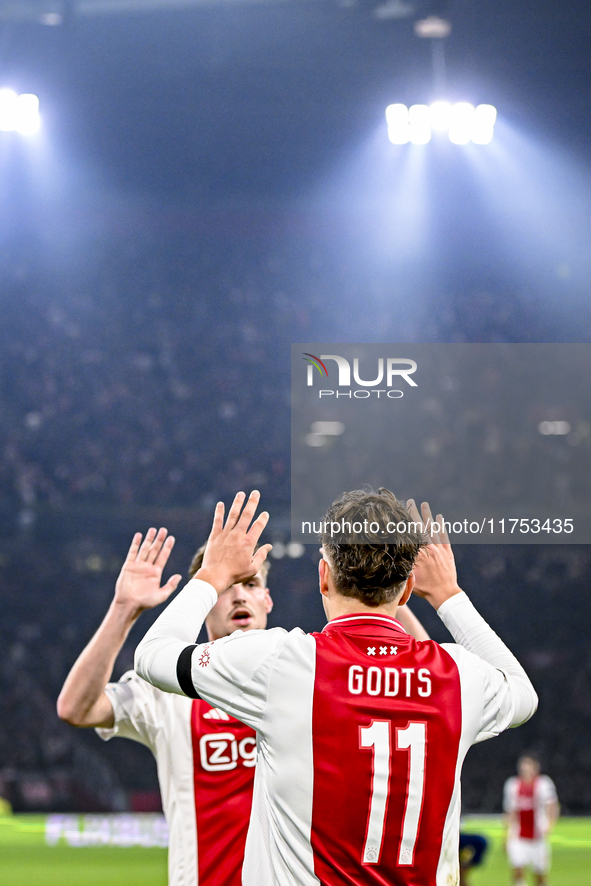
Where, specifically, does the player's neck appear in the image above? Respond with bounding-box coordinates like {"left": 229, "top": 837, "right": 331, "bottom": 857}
{"left": 326, "top": 595, "right": 400, "bottom": 622}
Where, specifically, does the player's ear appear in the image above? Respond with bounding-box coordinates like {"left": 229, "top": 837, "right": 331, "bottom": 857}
{"left": 319, "top": 558, "right": 330, "bottom": 598}
{"left": 399, "top": 573, "right": 415, "bottom": 606}
{"left": 264, "top": 588, "right": 273, "bottom": 614}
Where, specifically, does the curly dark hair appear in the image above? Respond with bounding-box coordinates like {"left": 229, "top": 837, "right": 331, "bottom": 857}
{"left": 320, "top": 487, "right": 426, "bottom": 607}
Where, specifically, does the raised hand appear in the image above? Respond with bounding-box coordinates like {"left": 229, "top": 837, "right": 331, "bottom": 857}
{"left": 406, "top": 499, "right": 449, "bottom": 546}
{"left": 114, "top": 528, "right": 183, "bottom": 615}
{"left": 406, "top": 499, "right": 461, "bottom": 610}
{"left": 197, "top": 491, "right": 272, "bottom": 594}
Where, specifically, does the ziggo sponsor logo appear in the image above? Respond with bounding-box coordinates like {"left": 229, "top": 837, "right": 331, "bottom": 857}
{"left": 303, "top": 353, "right": 417, "bottom": 398}
{"left": 199, "top": 732, "right": 257, "bottom": 772}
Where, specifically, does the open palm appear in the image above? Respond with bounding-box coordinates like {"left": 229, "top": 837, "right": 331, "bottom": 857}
{"left": 114, "top": 528, "right": 182, "bottom": 612}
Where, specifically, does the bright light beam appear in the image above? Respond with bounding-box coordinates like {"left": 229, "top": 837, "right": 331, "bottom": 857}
{"left": 448, "top": 103, "right": 475, "bottom": 145}
{"left": 409, "top": 104, "right": 431, "bottom": 144}
{"left": 16, "top": 94, "right": 41, "bottom": 135}
{"left": 429, "top": 101, "right": 452, "bottom": 132}
{"left": 0, "top": 89, "right": 18, "bottom": 131}
{"left": 386, "top": 104, "right": 410, "bottom": 145}
{"left": 460, "top": 118, "right": 591, "bottom": 303}
{"left": 471, "top": 104, "right": 497, "bottom": 145}
{"left": 0, "top": 90, "right": 40, "bottom": 134}
{"left": 386, "top": 102, "right": 497, "bottom": 144}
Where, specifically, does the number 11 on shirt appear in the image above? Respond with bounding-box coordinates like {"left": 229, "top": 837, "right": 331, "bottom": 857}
{"left": 359, "top": 720, "right": 427, "bottom": 866}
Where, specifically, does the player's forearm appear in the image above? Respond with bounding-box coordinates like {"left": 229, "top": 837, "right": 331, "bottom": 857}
{"left": 396, "top": 603, "right": 430, "bottom": 640}
{"left": 547, "top": 800, "right": 559, "bottom": 826}
{"left": 135, "top": 579, "right": 217, "bottom": 694}
{"left": 437, "top": 592, "right": 538, "bottom": 725}
{"left": 57, "top": 600, "right": 138, "bottom": 725}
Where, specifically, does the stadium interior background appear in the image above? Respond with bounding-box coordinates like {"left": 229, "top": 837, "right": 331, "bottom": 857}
{"left": 1, "top": 0, "right": 591, "bottom": 818}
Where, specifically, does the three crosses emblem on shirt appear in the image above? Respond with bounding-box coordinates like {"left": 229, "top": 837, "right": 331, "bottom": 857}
{"left": 367, "top": 646, "right": 397, "bottom": 656}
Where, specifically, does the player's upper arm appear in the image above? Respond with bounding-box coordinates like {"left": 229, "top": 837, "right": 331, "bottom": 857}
{"left": 96, "top": 671, "right": 163, "bottom": 749}
{"left": 442, "top": 644, "right": 537, "bottom": 742}
{"left": 176, "top": 627, "right": 289, "bottom": 730}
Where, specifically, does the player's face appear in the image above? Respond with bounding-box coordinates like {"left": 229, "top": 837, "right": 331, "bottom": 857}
{"left": 205, "top": 571, "right": 273, "bottom": 641}
{"left": 517, "top": 757, "right": 540, "bottom": 782}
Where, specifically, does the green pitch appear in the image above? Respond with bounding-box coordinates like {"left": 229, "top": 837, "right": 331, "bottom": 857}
{"left": 0, "top": 845, "right": 167, "bottom": 886}
{"left": 0, "top": 816, "right": 167, "bottom": 886}
{"left": 0, "top": 815, "right": 590, "bottom": 885}
{"left": 464, "top": 817, "right": 591, "bottom": 886}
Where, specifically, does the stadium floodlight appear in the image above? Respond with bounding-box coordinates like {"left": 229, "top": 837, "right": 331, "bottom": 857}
{"left": 448, "top": 102, "right": 475, "bottom": 144}
{"left": 386, "top": 101, "right": 497, "bottom": 144}
{"left": 16, "top": 94, "right": 40, "bottom": 134}
{"left": 471, "top": 103, "right": 497, "bottom": 145}
{"left": 0, "top": 90, "right": 40, "bottom": 134}
{"left": 429, "top": 100, "right": 452, "bottom": 132}
{"left": 310, "top": 421, "right": 345, "bottom": 436}
{"left": 538, "top": 421, "right": 571, "bottom": 436}
{"left": 414, "top": 16, "right": 452, "bottom": 39}
{"left": 408, "top": 104, "right": 431, "bottom": 144}
{"left": 286, "top": 542, "right": 305, "bottom": 558}
{"left": 386, "top": 103, "right": 410, "bottom": 144}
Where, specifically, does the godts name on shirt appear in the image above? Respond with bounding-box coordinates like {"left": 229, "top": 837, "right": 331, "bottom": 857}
{"left": 347, "top": 665, "right": 432, "bottom": 698}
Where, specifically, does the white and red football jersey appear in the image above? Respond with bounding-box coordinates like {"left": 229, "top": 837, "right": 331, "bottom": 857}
{"left": 503, "top": 774, "right": 557, "bottom": 840}
{"left": 136, "top": 583, "right": 538, "bottom": 886}
{"left": 98, "top": 672, "right": 256, "bottom": 886}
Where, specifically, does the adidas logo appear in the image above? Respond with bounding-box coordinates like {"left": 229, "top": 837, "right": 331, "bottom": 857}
{"left": 203, "top": 707, "right": 231, "bottom": 720}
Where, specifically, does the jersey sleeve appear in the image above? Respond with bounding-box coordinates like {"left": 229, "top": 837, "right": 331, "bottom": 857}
{"left": 441, "top": 642, "right": 521, "bottom": 743}
{"left": 539, "top": 775, "right": 558, "bottom": 804}
{"left": 503, "top": 777, "right": 517, "bottom": 813}
{"left": 185, "top": 626, "right": 289, "bottom": 729}
{"left": 135, "top": 578, "right": 288, "bottom": 730}
{"left": 95, "top": 670, "right": 163, "bottom": 752}
{"left": 437, "top": 591, "right": 538, "bottom": 733}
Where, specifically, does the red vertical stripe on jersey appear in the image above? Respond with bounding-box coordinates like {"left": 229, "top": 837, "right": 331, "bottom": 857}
{"left": 517, "top": 780, "right": 536, "bottom": 840}
{"left": 190, "top": 700, "right": 256, "bottom": 886}
{"left": 311, "top": 618, "right": 462, "bottom": 886}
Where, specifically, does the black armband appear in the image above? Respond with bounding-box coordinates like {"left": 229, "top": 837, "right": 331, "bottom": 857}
{"left": 176, "top": 645, "right": 199, "bottom": 698}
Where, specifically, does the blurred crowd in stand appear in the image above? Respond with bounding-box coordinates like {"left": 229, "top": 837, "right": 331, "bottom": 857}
{"left": 0, "top": 217, "right": 588, "bottom": 813}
